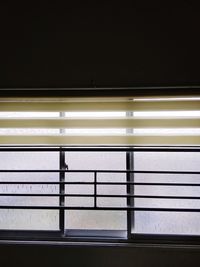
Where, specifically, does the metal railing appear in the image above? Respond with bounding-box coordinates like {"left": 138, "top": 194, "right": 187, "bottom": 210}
{"left": 0, "top": 169, "right": 200, "bottom": 211}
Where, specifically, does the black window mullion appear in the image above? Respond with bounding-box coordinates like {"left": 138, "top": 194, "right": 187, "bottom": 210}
{"left": 126, "top": 111, "right": 134, "bottom": 239}
{"left": 126, "top": 149, "right": 134, "bottom": 239}
{"left": 59, "top": 148, "right": 65, "bottom": 235}
{"left": 59, "top": 112, "right": 66, "bottom": 235}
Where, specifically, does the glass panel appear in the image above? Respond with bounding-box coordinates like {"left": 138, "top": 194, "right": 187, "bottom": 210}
{"left": 65, "top": 152, "right": 127, "bottom": 231}
{"left": 132, "top": 152, "right": 200, "bottom": 235}
{"left": 0, "top": 152, "right": 59, "bottom": 230}
{"left": 134, "top": 212, "right": 200, "bottom": 235}
{"left": 97, "top": 173, "right": 127, "bottom": 208}
{"left": 0, "top": 210, "right": 59, "bottom": 230}
{"left": 134, "top": 152, "right": 200, "bottom": 171}
{"left": 66, "top": 211, "right": 127, "bottom": 230}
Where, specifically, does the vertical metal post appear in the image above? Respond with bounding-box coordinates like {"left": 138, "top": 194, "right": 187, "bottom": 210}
{"left": 94, "top": 171, "right": 97, "bottom": 208}
{"left": 59, "top": 148, "right": 65, "bottom": 235}
{"left": 126, "top": 111, "right": 134, "bottom": 239}
{"left": 59, "top": 112, "right": 65, "bottom": 235}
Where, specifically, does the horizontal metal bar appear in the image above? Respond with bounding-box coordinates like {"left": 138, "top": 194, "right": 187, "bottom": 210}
{"left": 1, "top": 193, "right": 200, "bottom": 199}
{"left": 0, "top": 181, "right": 62, "bottom": 184}
{"left": 0, "top": 146, "right": 200, "bottom": 152}
{"left": 0, "top": 206, "right": 200, "bottom": 212}
{"left": 0, "top": 230, "right": 62, "bottom": 240}
{"left": 132, "top": 182, "right": 200, "bottom": 186}
{"left": 128, "top": 195, "right": 200, "bottom": 199}
{"left": 0, "top": 181, "right": 200, "bottom": 186}
{"left": 0, "top": 169, "right": 199, "bottom": 174}
{"left": 0, "top": 193, "right": 61, "bottom": 197}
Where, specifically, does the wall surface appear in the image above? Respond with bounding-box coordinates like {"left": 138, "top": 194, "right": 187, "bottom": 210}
{"left": 0, "top": 3, "right": 200, "bottom": 88}
{"left": 1, "top": 242, "right": 200, "bottom": 267}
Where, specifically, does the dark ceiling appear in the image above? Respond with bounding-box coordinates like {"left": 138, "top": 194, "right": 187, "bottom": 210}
{"left": 0, "top": 3, "right": 199, "bottom": 89}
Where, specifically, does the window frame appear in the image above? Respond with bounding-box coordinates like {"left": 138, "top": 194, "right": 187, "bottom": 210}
{"left": 0, "top": 146, "right": 200, "bottom": 245}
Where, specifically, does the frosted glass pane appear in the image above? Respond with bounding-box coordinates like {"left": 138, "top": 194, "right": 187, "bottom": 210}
{"left": 66, "top": 211, "right": 127, "bottom": 230}
{"left": 133, "top": 152, "right": 200, "bottom": 235}
{"left": 65, "top": 152, "right": 127, "bottom": 231}
{"left": 134, "top": 152, "right": 200, "bottom": 171}
{"left": 0, "top": 152, "right": 59, "bottom": 230}
{"left": 97, "top": 173, "right": 127, "bottom": 208}
{"left": 0, "top": 210, "right": 59, "bottom": 230}
{"left": 65, "top": 152, "right": 126, "bottom": 170}
{"left": 0, "top": 152, "right": 58, "bottom": 170}
{"left": 134, "top": 212, "right": 200, "bottom": 235}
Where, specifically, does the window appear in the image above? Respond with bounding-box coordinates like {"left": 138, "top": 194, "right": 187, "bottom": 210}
{"left": 0, "top": 95, "right": 200, "bottom": 243}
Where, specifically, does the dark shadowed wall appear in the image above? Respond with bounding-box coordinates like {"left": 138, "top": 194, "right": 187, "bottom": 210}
{"left": 1, "top": 242, "right": 200, "bottom": 267}
{"left": 0, "top": 2, "right": 199, "bottom": 89}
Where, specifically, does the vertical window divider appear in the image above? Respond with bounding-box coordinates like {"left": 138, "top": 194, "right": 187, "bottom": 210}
{"left": 126, "top": 111, "right": 134, "bottom": 239}
{"left": 59, "top": 148, "right": 65, "bottom": 236}
{"left": 94, "top": 171, "right": 97, "bottom": 208}
{"left": 59, "top": 112, "right": 66, "bottom": 236}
